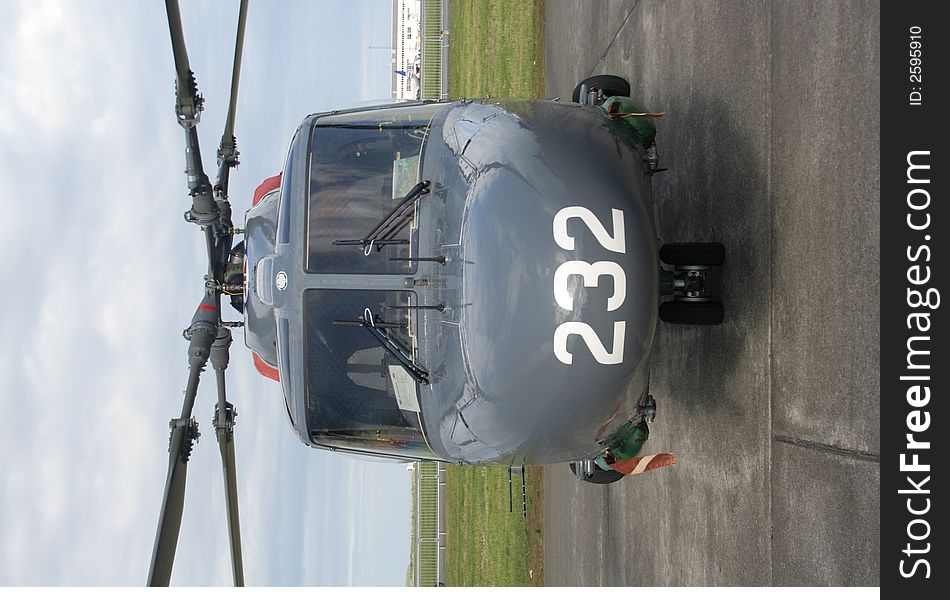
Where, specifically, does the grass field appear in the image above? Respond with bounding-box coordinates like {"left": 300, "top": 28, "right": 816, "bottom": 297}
{"left": 448, "top": 0, "right": 545, "bottom": 98}
{"left": 444, "top": 465, "right": 544, "bottom": 587}
{"left": 442, "top": 0, "right": 546, "bottom": 587}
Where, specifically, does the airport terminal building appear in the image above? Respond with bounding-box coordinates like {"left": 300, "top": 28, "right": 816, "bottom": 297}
{"left": 391, "top": 0, "right": 421, "bottom": 100}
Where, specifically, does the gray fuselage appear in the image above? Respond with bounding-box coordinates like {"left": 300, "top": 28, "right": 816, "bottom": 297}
{"left": 244, "top": 99, "right": 658, "bottom": 465}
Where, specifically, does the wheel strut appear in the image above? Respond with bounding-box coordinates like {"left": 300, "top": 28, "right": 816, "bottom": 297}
{"left": 658, "top": 243, "right": 725, "bottom": 325}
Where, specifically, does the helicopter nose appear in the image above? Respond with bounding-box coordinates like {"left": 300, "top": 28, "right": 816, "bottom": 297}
{"left": 458, "top": 164, "right": 657, "bottom": 461}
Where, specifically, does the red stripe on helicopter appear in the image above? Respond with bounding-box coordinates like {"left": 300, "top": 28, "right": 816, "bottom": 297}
{"left": 197, "top": 304, "right": 218, "bottom": 312}
{"left": 253, "top": 351, "right": 280, "bottom": 382}
{"left": 608, "top": 452, "right": 676, "bottom": 475}
{"left": 251, "top": 173, "right": 282, "bottom": 207}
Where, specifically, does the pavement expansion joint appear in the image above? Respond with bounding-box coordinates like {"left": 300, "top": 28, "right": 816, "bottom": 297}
{"left": 772, "top": 434, "right": 880, "bottom": 463}
{"left": 587, "top": 0, "right": 642, "bottom": 77}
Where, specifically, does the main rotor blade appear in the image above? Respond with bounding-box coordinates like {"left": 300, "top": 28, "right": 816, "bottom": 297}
{"left": 217, "top": 0, "right": 250, "bottom": 193}
{"left": 147, "top": 372, "right": 203, "bottom": 586}
{"left": 214, "top": 405, "right": 244, "bottom": 583}
{"left": 164, "top": 0, "right": 201, "bottom": 124}
{"left": 147, "top": 300, "right": 219, "bottom": 586}
{"left": 215, "top": 404, "right": 244, "bottom": 586}
{"left": 211, "top": 328, "right": 244, "bottom": 586}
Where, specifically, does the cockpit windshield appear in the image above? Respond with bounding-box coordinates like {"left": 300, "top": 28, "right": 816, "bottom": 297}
{"left": 304, "top": 288, "right": 436, "bottom": 460}
{"left": 306, "top": 103, "right": 446, "bottom": 274}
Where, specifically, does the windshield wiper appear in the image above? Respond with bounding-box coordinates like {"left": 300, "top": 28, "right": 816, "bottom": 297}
{"left": 332, "top": 308, "right": 430, "bottom": 384}
{"left": 333, "top": 180, "right": 430, "bottom": 255}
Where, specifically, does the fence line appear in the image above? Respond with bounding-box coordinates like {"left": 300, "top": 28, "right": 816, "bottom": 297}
{"left": 419, "top": 0, "right": 449, "bottom": 100}
{"left": 413, "top": 461, "right": 446, "bottom": 586}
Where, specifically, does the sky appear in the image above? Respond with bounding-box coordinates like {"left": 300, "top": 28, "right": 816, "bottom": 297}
{"left": 0, "top": 0, "right": 413, "bottom": 586}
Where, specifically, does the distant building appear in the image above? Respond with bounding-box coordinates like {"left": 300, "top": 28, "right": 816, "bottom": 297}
{"left": 391, "top": 0, "right": 421, "bottom": 100}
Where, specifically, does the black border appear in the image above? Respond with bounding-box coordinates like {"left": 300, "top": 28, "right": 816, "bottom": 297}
{"left": 881, "top": 1, "right": 947, "bottom": 594}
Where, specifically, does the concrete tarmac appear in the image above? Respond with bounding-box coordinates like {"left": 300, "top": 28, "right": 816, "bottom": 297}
{"left": 541, "top": 0, "right": 880, "bottom": 586}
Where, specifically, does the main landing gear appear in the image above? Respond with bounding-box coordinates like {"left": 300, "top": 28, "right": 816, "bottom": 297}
{"left": 658, "top": 242, "right": 725, "bottom": 325}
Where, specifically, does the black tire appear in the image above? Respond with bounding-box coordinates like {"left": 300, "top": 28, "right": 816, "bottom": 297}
{"left": 659, "top": 300, "right": 724, "bottom": 325}
{"left": 659, "top": 242, "right": 725, "bottom": 267}
{"left": 571, "top": 74, "right": 631, "bottom": 103}
{"left": 569, "top": 462, "right": 626, "bottom": 484}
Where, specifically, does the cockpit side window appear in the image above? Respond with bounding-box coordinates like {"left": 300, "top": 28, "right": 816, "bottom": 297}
{"left": 304, "top": 288, "right": 436, "bottom": 460}
{"left": 306, "top": 104, "right": 445, "bottom": 274}
{"left": 278, "top": 125, "right": 306, "bottom": 245}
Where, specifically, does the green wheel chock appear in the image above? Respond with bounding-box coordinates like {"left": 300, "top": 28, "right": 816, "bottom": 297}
{"left": 594, "top": 420, "right": 650, "bottom": 471}
{"left": 600, "top": 96, "right": 657, "bottom": 148}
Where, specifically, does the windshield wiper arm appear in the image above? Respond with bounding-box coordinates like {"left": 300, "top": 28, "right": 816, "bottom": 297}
{"left": 333, "top": 180, "right": 430, "bottom": 255}
{"left": 332, "top": 308, "right": 430, "bottom": 384}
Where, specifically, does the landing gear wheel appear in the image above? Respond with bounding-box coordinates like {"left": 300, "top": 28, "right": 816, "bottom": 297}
{"left": 572, "top": 74, "right": 631, "bottom": 103}
{"left": 569, "top": 462, "right": 626, "bottom": 484}
{"left": 659, "top": 300, "right": 724, "bottom": 325}
{"left": 660, "top": 242, "right": 725, "bottom": 267}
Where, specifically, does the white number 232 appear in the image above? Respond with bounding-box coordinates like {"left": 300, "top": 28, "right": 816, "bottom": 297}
{"left": 552, "top": 206, "right": 627, "bottom": 365}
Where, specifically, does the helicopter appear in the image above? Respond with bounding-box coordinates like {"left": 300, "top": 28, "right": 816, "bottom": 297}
{"left": 149, "top": 0, "right": 725, "bottom": 587}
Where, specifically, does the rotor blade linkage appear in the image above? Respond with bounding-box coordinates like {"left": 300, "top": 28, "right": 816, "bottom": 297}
{"left": 164, "top": 0, "right": 221, "bottom": 232}
{"left": 211, "top": 327, "right": 245, "bottom": 586}
{"left": 165, "top": 0, "right": 202, "bottom": 126}
{"left": 183, "top": 131, "right": 218, "bottom": 224}
{"left": 147, "top": 298, "right": 220, "bottom": 587}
